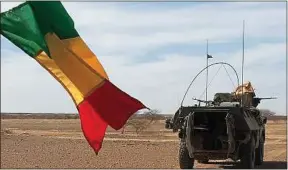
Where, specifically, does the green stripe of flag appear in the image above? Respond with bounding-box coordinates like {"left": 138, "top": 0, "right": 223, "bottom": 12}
{"left": 0, "top": 1, "right": 79, "bottom": 58}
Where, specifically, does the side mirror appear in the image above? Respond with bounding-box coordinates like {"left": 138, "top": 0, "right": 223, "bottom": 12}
{"left": 263, "top": 117, "right": 267, "bottom": 124}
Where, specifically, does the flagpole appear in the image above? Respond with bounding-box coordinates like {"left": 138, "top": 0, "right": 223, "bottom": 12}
{"left": 205, "top": 39, "right": 209, "bottom": 105}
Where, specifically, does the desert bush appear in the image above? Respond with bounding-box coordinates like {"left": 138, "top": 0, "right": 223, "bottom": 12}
{"left": 260, "top": 109, "right": 276, "bottom": 117}
{"left": 1, "top": 129, "right": 13, "bottom": 135}
{"left": 122, "top": 109, "right": 160, "bottom": 134}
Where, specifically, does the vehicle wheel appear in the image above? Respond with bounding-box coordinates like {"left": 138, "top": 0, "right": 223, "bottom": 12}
{"left": 179, "top": 140, "right": 194, "bottom": 169}
{"left": 240, "top": 136, "right": 256, "bottom": 169}
{"left": 198, "top": 157, "right": 209, "bottom": 164}
{"left": 255, "top": 136, "right": 264, "bottom": 165}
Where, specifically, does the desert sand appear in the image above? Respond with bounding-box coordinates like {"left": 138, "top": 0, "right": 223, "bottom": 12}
{"left": 1, "top": 118, "right": 287, "bottom": 169}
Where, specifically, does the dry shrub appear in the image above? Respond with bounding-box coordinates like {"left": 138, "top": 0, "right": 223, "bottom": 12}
{"left": 260, "top": 109, "right": 276, "bottom": 117}
{"left": 1, "top": 129, "right": 13, "bottom": 135}
{"left": 126, "top": 119, "right": 153, "bottom": 134}
{"left": 4, "top": 129, "right": 13, "bottom": 134}
{"left": 123, "top": 109, "right": 160, "bottom": 134}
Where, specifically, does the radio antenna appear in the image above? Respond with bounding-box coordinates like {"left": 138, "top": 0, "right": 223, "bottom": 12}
{"left": 241, "top": 20, "right": 245, "bottom": 107}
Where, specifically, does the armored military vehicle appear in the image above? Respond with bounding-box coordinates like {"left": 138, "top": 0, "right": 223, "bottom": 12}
{"left": 165, "top": 62, "right": 276, "bottom": 169}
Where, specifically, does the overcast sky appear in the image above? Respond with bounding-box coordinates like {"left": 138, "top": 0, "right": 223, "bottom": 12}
{"left": 1, "top": 1, "right": 286, "bottom": 115}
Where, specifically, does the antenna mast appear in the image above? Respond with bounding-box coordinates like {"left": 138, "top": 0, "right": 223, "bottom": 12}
{"left": 241, "top": 20, "right": 245, "bottom": 106}
{"left": 205, "top": 39, "right": 209, "bottom": 105}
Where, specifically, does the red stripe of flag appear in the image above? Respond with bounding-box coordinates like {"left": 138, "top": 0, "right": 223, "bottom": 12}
{"left": 77, "top": 80, "right": 147, "bottom": 153}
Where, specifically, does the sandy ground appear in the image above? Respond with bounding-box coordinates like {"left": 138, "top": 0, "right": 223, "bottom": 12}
{"left": 1, "top": 119, "right": 287, "bottom": 169}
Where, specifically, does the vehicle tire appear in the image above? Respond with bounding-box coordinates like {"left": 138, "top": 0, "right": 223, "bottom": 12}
{"left": 255, "top": 135, "right": 264, "bottom": 165}
{"left": 240, "top": 135, "right": 256, "bottom": 169}
{"left": 179, "top": 140, "right": 194, "bottom": 169}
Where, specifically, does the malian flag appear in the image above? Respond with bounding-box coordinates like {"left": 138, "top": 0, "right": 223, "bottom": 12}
{"left": 0, "top": 1, "right": 147, "bottom": 154}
